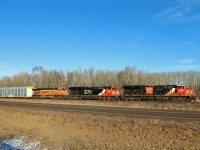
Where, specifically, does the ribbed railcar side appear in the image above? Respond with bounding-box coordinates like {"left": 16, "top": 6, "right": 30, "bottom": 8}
{"left": 0, "top": 86, "right": 33, "bottom": 98}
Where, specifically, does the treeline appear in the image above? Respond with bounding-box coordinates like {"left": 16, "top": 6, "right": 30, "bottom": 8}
{"left": 0, "top": 66, "right": 200, "bottom": 96}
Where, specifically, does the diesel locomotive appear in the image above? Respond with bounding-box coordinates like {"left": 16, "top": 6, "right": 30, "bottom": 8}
{"left": 122, "top": 84, "right": 196, "bottom": 101}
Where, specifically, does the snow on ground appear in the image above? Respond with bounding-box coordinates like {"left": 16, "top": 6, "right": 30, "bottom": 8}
{"left": 0, "top": 136, "right": 47, "bottom": 150}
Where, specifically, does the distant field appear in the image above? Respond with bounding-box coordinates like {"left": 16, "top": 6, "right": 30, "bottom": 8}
{"left": 0, "top": 106, "right": 200, "bottom": 149}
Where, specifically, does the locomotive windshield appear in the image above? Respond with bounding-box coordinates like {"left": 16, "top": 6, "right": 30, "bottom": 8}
{"left": 177, "top": 86, "right": 184, "bottom": 89}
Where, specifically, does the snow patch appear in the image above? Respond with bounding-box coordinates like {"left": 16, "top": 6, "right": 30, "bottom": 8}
{"left": 0, "top": 136, "right": 47, "bottom": 150}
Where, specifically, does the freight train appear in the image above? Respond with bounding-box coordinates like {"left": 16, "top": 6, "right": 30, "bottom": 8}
{"left": 0, "top": 84, "right": 196, "bottom": 102}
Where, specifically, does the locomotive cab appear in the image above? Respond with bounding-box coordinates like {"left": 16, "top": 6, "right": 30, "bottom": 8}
{"left": 175, "top": 84, "right": 195, "bottom": 97}
{"left": 175, "top": 85, "right": 185, "bottom": 95}
{"left": 101, "top": 86, "right": 120, "bottom": 96}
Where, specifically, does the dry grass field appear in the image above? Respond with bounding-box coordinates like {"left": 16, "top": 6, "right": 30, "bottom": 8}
{"left": 0, "top": 105, "right": 200, "bottom": 149}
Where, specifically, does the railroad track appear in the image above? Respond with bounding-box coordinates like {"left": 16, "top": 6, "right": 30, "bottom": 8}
{"left": 0, "top": 101, "right": 200, "bottom": 122}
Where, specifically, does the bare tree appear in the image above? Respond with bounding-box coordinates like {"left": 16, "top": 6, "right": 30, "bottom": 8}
{"left": 31, "top": 66, "right": 44, "bottom": 87}
{"left": 12, "top": 72, "right": 31, "bottom": 86}
{"left": 0, "top": 76, "right": 12, "bottom": 87}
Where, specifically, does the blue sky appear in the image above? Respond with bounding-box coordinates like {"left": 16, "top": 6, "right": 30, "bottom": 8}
{"left": 0, "top": 0, "right": 200, "bottom": 77}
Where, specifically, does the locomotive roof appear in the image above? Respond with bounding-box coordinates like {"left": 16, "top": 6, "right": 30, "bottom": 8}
{"left": 33, "top": 88, "right": 62, "bottom": 90}
{"left": 69, "top": 86, "right": 106, "bottom": 89}
{"left": 123, "top": 85, "right": 177, "bottom": 88}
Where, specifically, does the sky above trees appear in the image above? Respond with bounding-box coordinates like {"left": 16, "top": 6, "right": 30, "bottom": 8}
{"left": 0, "top": 0, "right": 200, "bottom": 77}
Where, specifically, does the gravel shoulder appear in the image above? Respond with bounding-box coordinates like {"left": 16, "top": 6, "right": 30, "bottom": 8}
{"left": 1, "top": 98, "right": 200, "bottom": 111}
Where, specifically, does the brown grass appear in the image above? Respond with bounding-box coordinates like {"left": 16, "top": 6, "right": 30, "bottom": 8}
{"left": 0, "top": 106, "right": 200, "bottom": 149}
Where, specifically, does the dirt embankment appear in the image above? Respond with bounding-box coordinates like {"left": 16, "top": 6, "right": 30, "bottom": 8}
{"left": 0, "top": 106, "right": 200, "bottom": 149}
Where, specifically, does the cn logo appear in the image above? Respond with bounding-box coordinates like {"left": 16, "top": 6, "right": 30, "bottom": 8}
{"left": 84, "top": 90, "right": 92, "bottom": 94}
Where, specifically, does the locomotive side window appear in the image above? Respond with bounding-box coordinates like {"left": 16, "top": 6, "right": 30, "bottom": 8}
{"left": 111, "top": 87, "right": 117, "bottom": 90}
